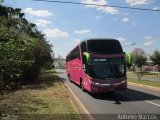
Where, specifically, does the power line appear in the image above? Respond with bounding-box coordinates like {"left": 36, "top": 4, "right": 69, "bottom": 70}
{"left": 33, "top": 0, "right": 160, "bottom": 12}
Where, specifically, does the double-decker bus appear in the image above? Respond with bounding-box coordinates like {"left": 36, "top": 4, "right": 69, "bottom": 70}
{"left": 66, "top": 39, "right": 127, "bottom": 93}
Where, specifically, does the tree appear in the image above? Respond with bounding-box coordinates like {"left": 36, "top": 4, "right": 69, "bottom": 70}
{"left": 132, "top": 48, "right": 147, "bottom": 71}
{"left": 0, "top": 0, "right": 4, "bottom": 5}
{"left": 150, "top": 49, "right": 160, "bottom": 74}
{"left": 0, "top": 5, "right": 54, "bottom": 91}
{"left": 150, "top": 49, "right": 160, "bottom": 65}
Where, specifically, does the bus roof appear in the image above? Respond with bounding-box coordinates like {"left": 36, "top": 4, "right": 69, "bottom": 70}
{"left": 80, "top": 38, "right": 119, "bottom": 43}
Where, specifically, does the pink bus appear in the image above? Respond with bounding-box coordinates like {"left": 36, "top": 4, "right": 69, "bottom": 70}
{"left": 66, "top": 39, "right": 127, "bottom": 93}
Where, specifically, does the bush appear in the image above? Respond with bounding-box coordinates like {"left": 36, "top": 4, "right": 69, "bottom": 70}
{"left": 0, "top": 5, "right": 54, "bottom": 91}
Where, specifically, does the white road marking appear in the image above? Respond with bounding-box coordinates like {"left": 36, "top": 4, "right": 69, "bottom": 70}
{"left": 145, "top": 100, "right": 160, "bottom": 107}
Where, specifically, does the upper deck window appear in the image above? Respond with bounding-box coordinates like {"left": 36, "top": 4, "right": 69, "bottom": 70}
{"left": 87, "top": 39, "right": 123, "bottom": 54}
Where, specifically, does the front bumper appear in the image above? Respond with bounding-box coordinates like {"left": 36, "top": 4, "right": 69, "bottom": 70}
{"left": 91, "top": 81, "right": 127, "bottom": 93}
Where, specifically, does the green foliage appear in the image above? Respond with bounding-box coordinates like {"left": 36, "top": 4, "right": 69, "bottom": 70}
{"left": 125, "top": 52, "right": 132, "bottom": 63}
{"left": 150, "top": 49, "right": 160, "bottom": 65}
{"left": 0, "top": 5, "right": 54, "bottom": 91}
{"left": 124, "top": 52, "right": 132, "bottom": 70}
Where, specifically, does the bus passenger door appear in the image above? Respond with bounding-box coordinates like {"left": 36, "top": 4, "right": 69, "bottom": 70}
{"left": 82, "top": 55, "right": 89, "bottom": 87}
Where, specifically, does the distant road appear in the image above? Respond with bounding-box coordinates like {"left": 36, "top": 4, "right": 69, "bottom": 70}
{"left": 56, "top": 69, "right": 160, "bottom": 120}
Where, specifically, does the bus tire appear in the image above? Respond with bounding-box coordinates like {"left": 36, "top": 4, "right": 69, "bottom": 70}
{"left": 68, "top": 74, "right": 72, "bottom": 82}
{"left": 80, "top": 78, "right": 85, "bottom": 92}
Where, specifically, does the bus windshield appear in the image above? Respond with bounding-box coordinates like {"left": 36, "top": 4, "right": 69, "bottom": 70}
{"left": 87, "top": 40, "right": 123, "bottom": 54}
{"left": 91, "top": 58, "right": 125, "bottom": 79}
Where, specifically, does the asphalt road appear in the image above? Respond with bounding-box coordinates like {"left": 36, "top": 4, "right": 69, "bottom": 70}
{"left": 56, "top": 69, "right": 160, "bottom": 120}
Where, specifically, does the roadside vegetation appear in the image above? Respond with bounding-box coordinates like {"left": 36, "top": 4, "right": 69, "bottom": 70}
{"left": 150, "top": 49, "right": 160, "bottom": 72}
{"left": 127, "top": 70, "right": 160, "bottom": 88}
{"left": 125, "top": 48, "right": 160, "bottom": 88}
{"left": 0, "top": 4, "right": 80, "bottom": 119}
{"left": 0, "top": 5, "right": 54, "bottom": 92}
{"left": 127, "top": 72, "right": 160, "bottom": 79}
{"left": 131, "top": 48, "right": 147, "bottom": 71}
{"left": 128, "top": 78, "right": 160, "bottom": 88}
{"left": 125, "top": 48, "right": 160, "bottom": 72}
{"left": 0, "top": 69, "right": 80, "bottom": 120}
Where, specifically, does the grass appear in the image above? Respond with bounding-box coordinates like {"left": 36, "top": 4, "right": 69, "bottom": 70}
{"left": 128, "top": 78, "right": 160, "bottom": 88}
{"left": 127, "top": 71, "right": 160, "bottom": 88}
{"left": 0, "top": 69, "right": 80, "bottom": 120}
{"left": 127, "top": 72, "right": 160, "bottom": 79}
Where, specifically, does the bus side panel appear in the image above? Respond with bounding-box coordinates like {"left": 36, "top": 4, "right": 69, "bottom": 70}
{"left": 71, "top": 59, "right": 78, "bottom": 84}
{"left": 78, "top": 69, "right": 92, "bottom": 92}
{"left": 74, "top": 59, "right": 82, "bottom": 85}
{"left": 67, "top": 61, "right": 74, "bottom": 82}
{"left": 69, "top": 61, "right": 75, "bottom": 82}
{"left": 84, "top": 75, "right": 92, "bottom": 93}
{"left": 68, "top": 59, "right": 82, "bottom": 85}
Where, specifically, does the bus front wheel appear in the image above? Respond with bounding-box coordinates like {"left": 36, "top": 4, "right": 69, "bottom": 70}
{"left": 80, "top": 79, "right": 85, "bottom": 92}
{"left": 68, "top": 74, "right": 72, "bottom": 82}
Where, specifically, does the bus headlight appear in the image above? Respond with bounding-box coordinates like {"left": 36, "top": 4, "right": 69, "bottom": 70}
{"left": 89, "top": 80, "right": 100, "bottom": 86}
{"left": 89, "top": 80, "right": 112, "bottom": 86}
{"left": 95, "top": 83, "right": 100, "bottom": 85}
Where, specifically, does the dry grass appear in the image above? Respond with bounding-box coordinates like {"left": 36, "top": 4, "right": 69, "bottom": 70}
{"left": 0, "top": 69, "right": 80, "bottom": 120}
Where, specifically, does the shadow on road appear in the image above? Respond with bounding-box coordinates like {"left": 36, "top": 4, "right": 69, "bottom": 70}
{"left": 56, "top": 69, "right": 160, "bottom": 105}
{"left": 91, "top": 89, "right": 160, "bottom": 104}
{"left": 66, "top": 78, "right": 160, "bottom": 104}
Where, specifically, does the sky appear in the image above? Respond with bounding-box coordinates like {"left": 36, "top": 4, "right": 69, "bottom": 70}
{"left": 3, "top": 0, "right": 160, "bottom": 58}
